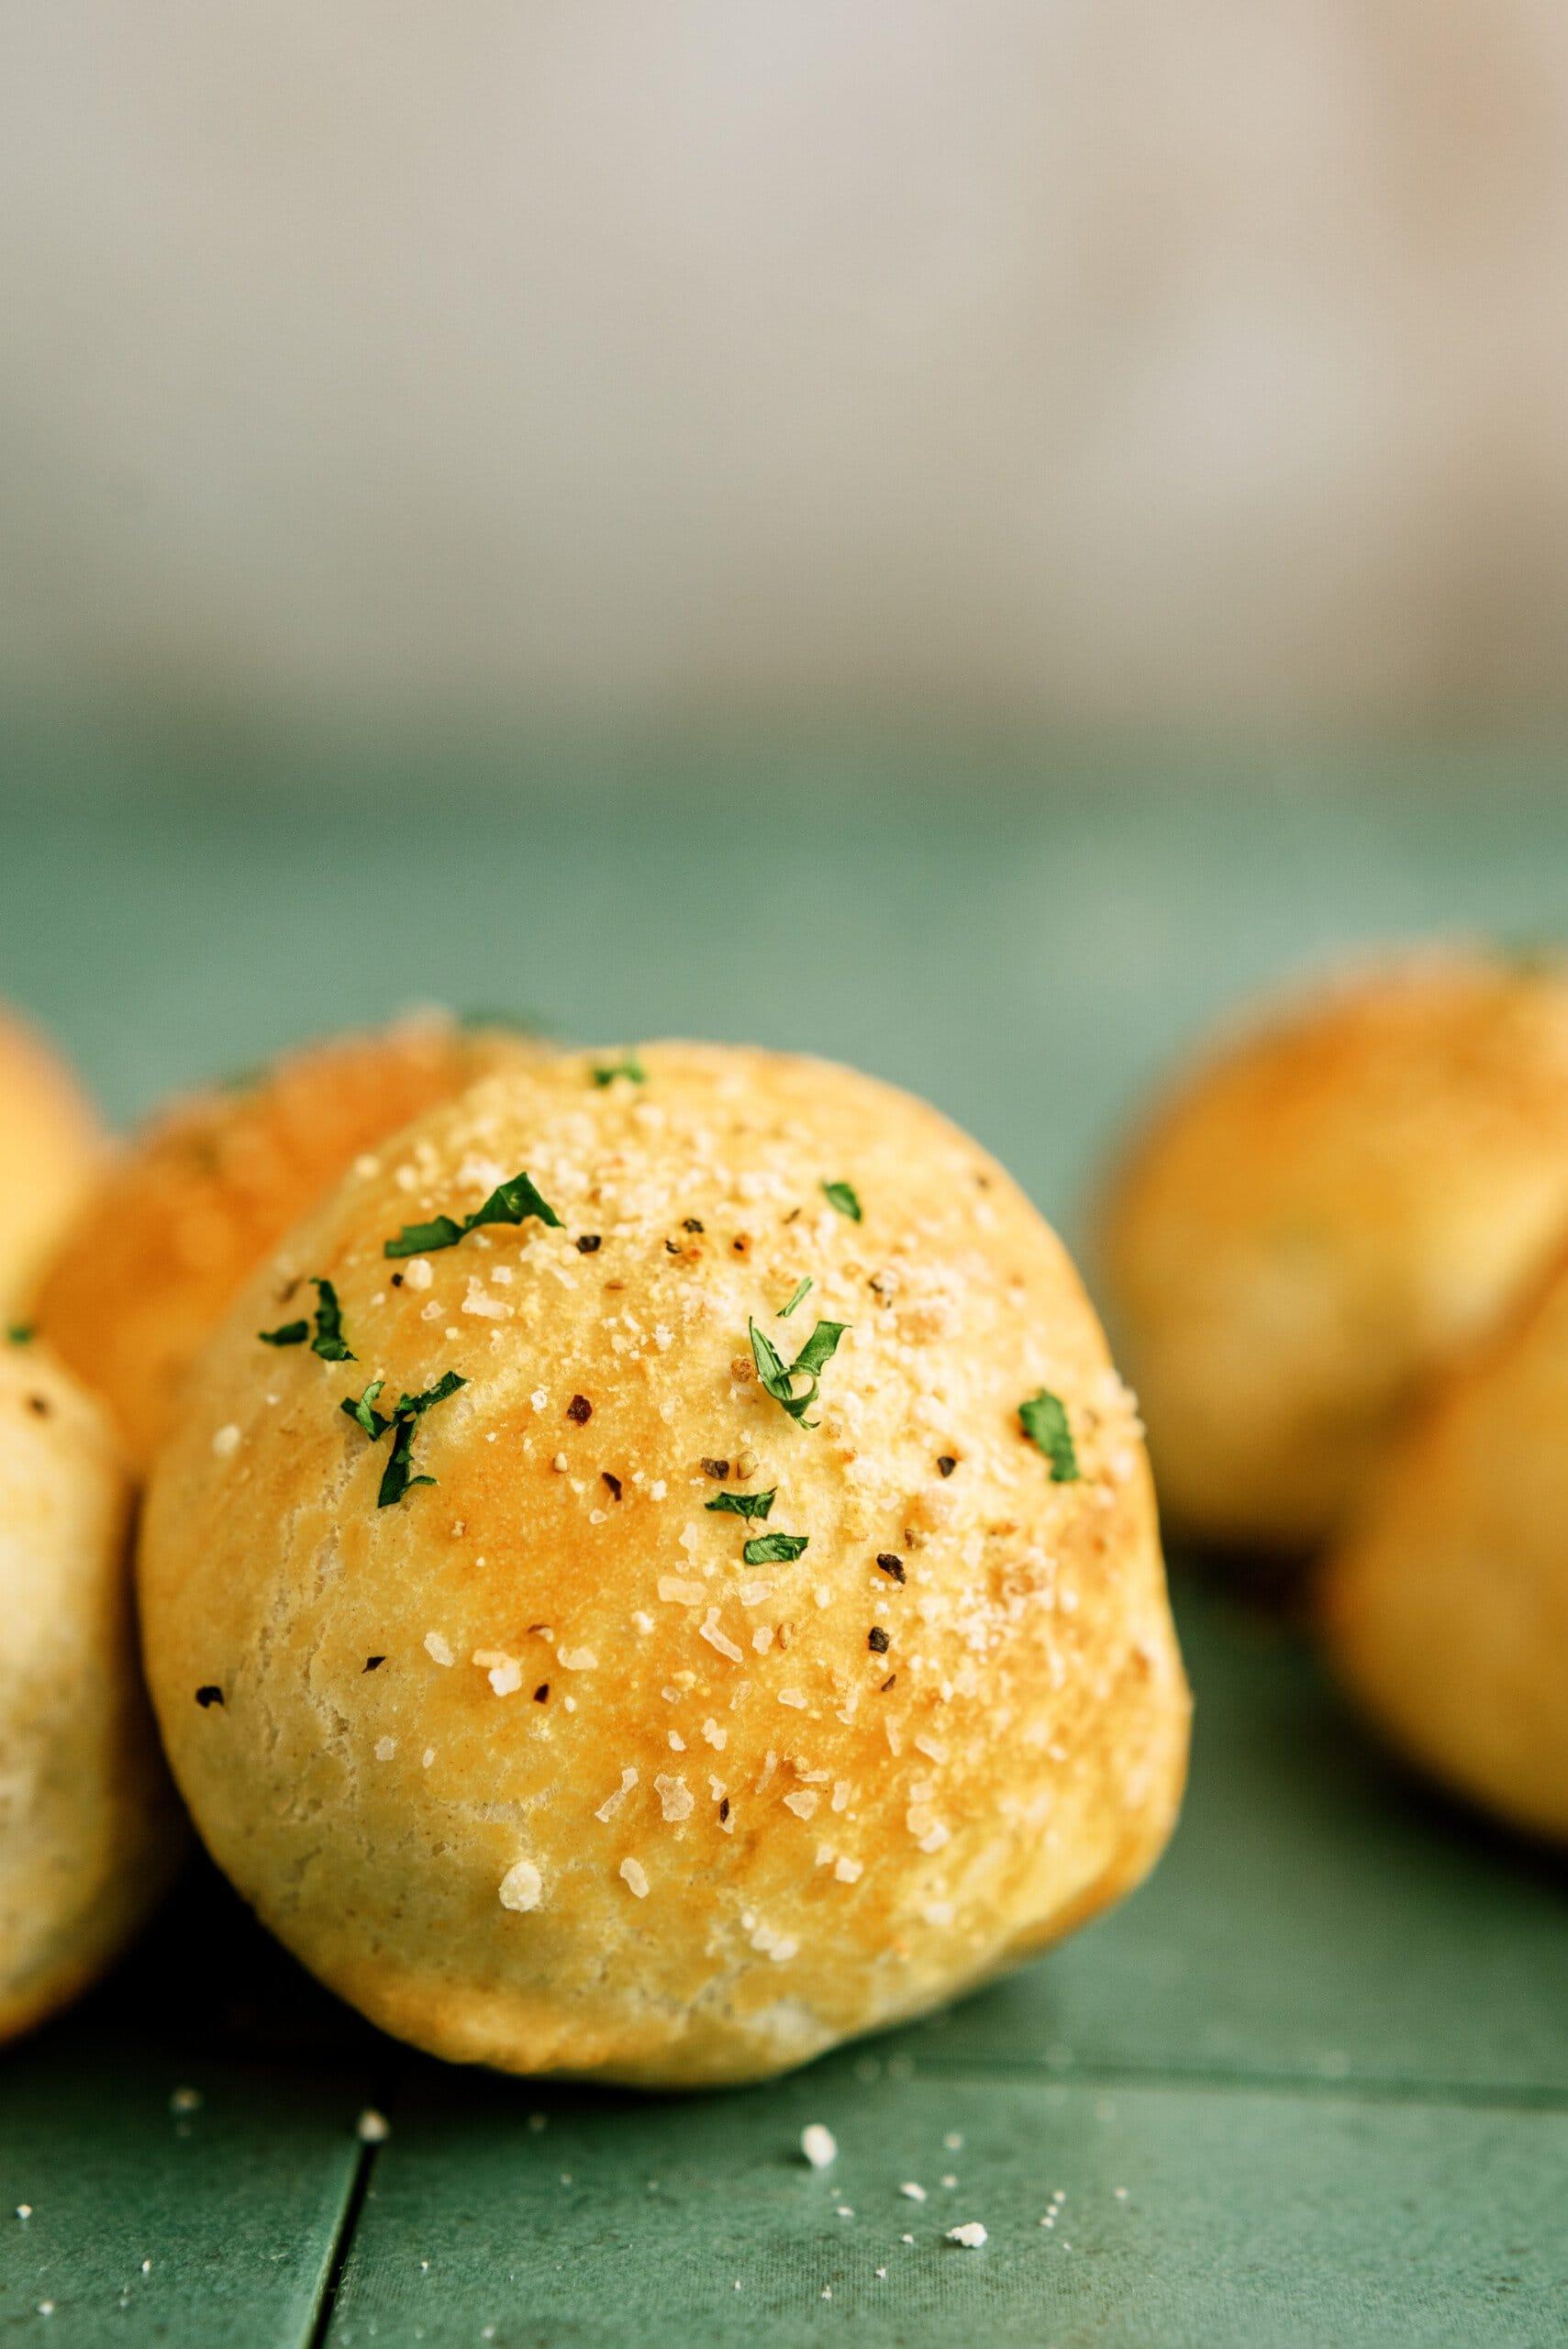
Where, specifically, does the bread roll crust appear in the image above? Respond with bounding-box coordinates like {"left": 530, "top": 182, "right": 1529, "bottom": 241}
{"left": 1322, "top": 1238, "right": 1568, "bottom": 1842}
{"left": 0, "top": 1342, "right": 183, "bottom": 2043}
{"left": 0, "top": 1007, "right": 100, "bottom": 1314}
{"left": 31, "top": 1014, "right": 539, "bottom": 1465}
{"left": 139, "top": 1042, "right": 1187, "bottom": 2086}
{"left": 1100, "top": 947, "right": 1568, "bottom": 1551}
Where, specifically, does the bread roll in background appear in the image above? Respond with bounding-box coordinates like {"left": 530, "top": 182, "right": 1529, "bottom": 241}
{"left": 1098, "top": 947, "right": 1568, "bottom": 1555}
{"left": 0, "top": 1339, "right": 183, "bottom": 2043}
{"left": 139, "top": 1042, "right": 1188, "bottom": 2087}
{"left": 1322, "top": 1245, "right": 1568, "bottom": 1843}
{"left": 29, "top": 1012, "right": 542, "bottom": 1468}
{"left": 0, "top": 1007, "right": 100, "bottom": 1315}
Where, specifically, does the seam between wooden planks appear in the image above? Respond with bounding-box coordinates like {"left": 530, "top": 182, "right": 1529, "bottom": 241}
{"left": 905, "top": 2053, "right": 1568, "bottom": 2114}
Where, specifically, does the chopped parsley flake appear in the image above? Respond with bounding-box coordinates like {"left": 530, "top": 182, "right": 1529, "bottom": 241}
{"left": 1019, "top": 1388, "right": 1080, "bottom": 1482}
{"left": 259, "top": 1319, "right": 309, "bottom": 1348}
{"left": 748, "top": 1316, "right": 849, "bottom": 1430}
{"left": 706, "top": 1486, "right": 776, "bottom": 1522}
{"left": 340, "top": 1371, "right": 467, "bottom": 1506}
{"left": 743, "top": 1531, "right": 808, "bottom": 1565}
{"left": 777, "top": 1276, "right": 813, "bottom": 1319}
{"left": 822, "top": 1180, "right": 862, "bottom": 1221}
{"left": 384, "top": 1171, "right": 561, "bottom": 1259}
{"left": 5, "top": 1323, "right": 34, "bottom": 1345}
{"left": 591, "top": 1054, "right": 646, "bottom": 1086}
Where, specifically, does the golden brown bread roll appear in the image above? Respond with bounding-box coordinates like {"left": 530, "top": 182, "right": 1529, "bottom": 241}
{"left": 139, "top": 1042, "right": 1188, "bottom": 2087}
{"left": 30, "top": 1012, "right": 541, "bottom": 1466}
{"left": 0, "top": 1006, "right": 100, "bottom": 1315}
{"left": 1099, "top": 946, "right": 1568, "bottom": 1553}
{"left": 1322, "top": 1243, "right": 1568, "bottom": 1842}
{"left": 0, "top": 1339, "right": 183, "bottom": 2043}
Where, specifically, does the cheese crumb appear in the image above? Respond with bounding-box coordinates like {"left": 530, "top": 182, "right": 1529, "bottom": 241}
{"left": 404, "top": 1257, "right": 434, "bottom": 1290}
{"left": 947, "top": 2222, "right": 987, "bottom": 2248}
{"left": 800, "top": 2124, "right": 838, "bottom": 2169}
{"left": 356, "top": 2110, "right": 391, "bottom": 2143}
{"left": 473, "top": 1649, "right": 522, "bottom": 1696}
{"left": 900, "top": 2182, "right": 928, "bottom": 2201}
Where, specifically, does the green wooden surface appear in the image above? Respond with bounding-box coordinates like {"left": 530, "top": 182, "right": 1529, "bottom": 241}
{"left": 3, "top": 739, "right": 1567, "bottom": 2344}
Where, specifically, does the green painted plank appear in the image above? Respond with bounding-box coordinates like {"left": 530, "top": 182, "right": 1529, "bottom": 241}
{"left": 0, "top": 1869, "right": 382, "bottom": 2345}
{"left": 919, "top": 1583, "right": 1568, "bottom": 2099}
{"left": 324, "top": 2062, "right": 1568, "bottom": 2348}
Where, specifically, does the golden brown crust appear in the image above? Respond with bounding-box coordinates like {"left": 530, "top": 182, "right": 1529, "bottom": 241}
{"left": 0, "top": 1007, "right": 101, "bottom": 1314}
{"left": 1098, "top": 946, "right": 1568, "bottom": 1552}
{"left": 0, "top": 1343, "right": 184, "bottom": 2043}
{"left": 139, "top": 1042, "right": 1188, "bottom": 2087}
{"left": 1321, "top": 1230, "right": 1568, "bottom": 1842}
{"left": 29, "top": 1014, "right": 542, "bottom": 1466}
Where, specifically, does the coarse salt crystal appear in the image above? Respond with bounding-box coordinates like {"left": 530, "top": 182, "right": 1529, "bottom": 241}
{"left": 356, "top": 2110, "right": 391, "bottom": 2143}
{"left": 498, "top": 1859, "right": 543, "bottom": 1912}
{"left": 659, "top": 1576, "right": 706, "bottom": 1606}
{"left": 833, "top": 1855, "right": 862, "bottom": 1883}
{"left": 559, "top": 1647, "right": 597, "bottom": 1671}
{"left": 424, "top": 1631, "right": 454, "bottom": 1666}
{"left": 947, "top": 2222, "right": 987, "bottom": 2248}
{"left": 701, "top": 1718, "right": 727, "bottom": 1749}
{"left": 699, "top": 1609, "right": 744, "bottom": 1663}
{"left": 374, "top": 1737, "right": 396, "bottom": 1761}
{"left": 211, "top": 1423, "right": 240, "bottom": 1459}
{"left": 619, "top": 1856, "right": 650, "bottom": 1898}
{"left": 900, "top": 2182, "right": 927, "bottom": 2201}
{"left": 783, "top": 1789, "right": 818, "bottom": 1819}
{"left": 778, "top": 1689, "right": 806, "bottom": 1709}
{"left": 654, "top": 1774, "right": 694, "bottom": 1821}
{"left": 800, "top": 2123, "right": 837, "bottom": 2169}
{"left": 595, "top": 1767, "right": 638, "bottom": 1822}
{"left": 473, "top": 1649, "right": 522, "bottom": 1696}
{"left": 404, "top": 1257, "right": 433, "bottom": 1290}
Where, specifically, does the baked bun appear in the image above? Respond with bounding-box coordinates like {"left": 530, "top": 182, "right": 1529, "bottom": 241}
{"left": 0, "top": 1006, "right": 100, "bottom": 1313}
{"left": 0, "top": 1339, "right": 183, "bottom": 2043}
{"left": 139, "top": 1042, "right": 1188, "bottom": 2087}
{"left": 30, "top": 1013, "right": 540, "bottom": 1466}
{"left": 1099, "top": 947, "right": 1568, "bottom": 1553}
{"left": 1322, "top": 1243, "right": 1568, "bottom": 1841}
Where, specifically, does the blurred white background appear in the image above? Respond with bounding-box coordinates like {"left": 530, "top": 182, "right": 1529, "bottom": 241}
{"left": 4, "top": 2, "right": 1568, "bottom": 736}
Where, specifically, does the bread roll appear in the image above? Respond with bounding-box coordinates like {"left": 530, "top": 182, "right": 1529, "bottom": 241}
{"left": 0, "top": 1340, "right": 183, "bottom": 2043}
{"left": 1322, "top": 1244, "right": 1568, "bottom": 1841}
{"left": 139, "top": 1042, "right": 1188, "bottom": 2087}
{"left": 30, "top": 1013, "right": 539, "bottom": 1466}
{"left": 0, "top": 1006, "right": 99, "bottom": 1314}
{"left": 1099, "top": 947, "right": 1568, "bottom": 1552}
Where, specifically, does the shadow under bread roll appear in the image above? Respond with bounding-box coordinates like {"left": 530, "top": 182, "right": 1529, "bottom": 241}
{"left": 1099, "top": 944, "right": 1568, "bottom": 1556}
{"left": 29, "top": 1011, "right": 545, "bottom": 1469}
{"left": 139, "top": 1041, "right": 1189, "bottom": 2087}
{"left": 0, "top": 1336, "right": 184, "bottom": 2043}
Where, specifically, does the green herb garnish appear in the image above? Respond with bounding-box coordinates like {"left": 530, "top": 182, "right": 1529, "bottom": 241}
{"left": 591, "top": 1054, "right": 646, "bottom": 1087}
{"left": 706, "top": 1486, "right": 776, "bottom": 1522}
{"left": 261, "top": 1278, "right": 355, "bottom": 1358}
{"left": 384, "top": 1170, "right": 562, "bottom": 1259}
{"left": 5, "top": 1323, "right": 34, "bottom": 1346}
{"left": 340, "top": 1371, "right": 467, "bottom": 1505}
{"left": 821, "top": 1180, "right": 862, "bottom": 1221}
{"left": 749, "top": 1316, "right": 849, "bottom": 1429}
{"left": 742, "top": 1531, "right": 808, "bottom": 1565}
{"left": 777, "top": 1276, "right": 812, "bottom": 1319}
{"left": 259, "top": 1319, "right": 309, "bottom": 1348}
{"left": 1018, "top": 1388, "right": 1079, "bottom": 1482}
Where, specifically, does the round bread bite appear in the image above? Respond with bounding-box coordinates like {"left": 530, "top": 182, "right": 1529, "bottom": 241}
{"left": 1098, "top": 946, "right": 1568, "bottom": 1553}
{"left": 0, "top": 1005, "right": 100, "bottom": 1315}
{"left": 30, "top": 1012, "right": 540, "bottom": 1467}
{"left": 139, "top": 1042, "right": 1189, "bottom": 2087}
{"left": 1322, "top": 1242, "right": 1568, "bottom": 1842}
{"left": 0, "top": 1339, "right": 183, "bottom": 2043}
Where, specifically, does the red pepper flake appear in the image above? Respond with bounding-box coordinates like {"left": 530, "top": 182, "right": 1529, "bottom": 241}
{"left": 576, "top": 1234, "right": 603, "bottom": 1254}
{"left": 875, "top": 1553, "right": 906, "bottom": 1584}
{"left": 682, "top": 1218, "right": 705, "bottom": 1233}
{"left": 731, "top": 1236, "right": 750, "bottom": 1255}
{"left": 664, "top": 1239, "right": 682, "bottom": 1255}
{"left": 868, "top": 1626, "right": 891, "bottom": 1654}
{"left": 362, "top": 1655, "right": 385, "bottom": 1672}
{"left": 390, "top": 1273, "right": 405, "bottom": 1288}
{"left": 601, "top": 1471, "right": 623, "bottom": 1500}
{"left": 719, "top": 1797, "right": 730, "bottom": 1820}
{"left": 880, "top": 1673, "right": 897, "bottom": 1691}
{"left": 937, "top": 1455, "right": 957, "bottom": 1478}
{"left": 534, "top": 1683, "right": 550, "bottom": 1702}
{"left": 195, "top": 1686, "right": 224, "bottom": 1708}
{"left": 566, "top": 1395, "right": 593, "bottom": 1424}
